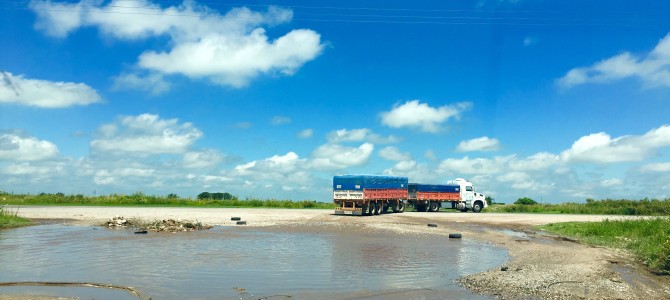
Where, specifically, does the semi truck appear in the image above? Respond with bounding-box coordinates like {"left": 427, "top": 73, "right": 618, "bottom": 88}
{"left": 333, "top": 175, "right": 487, "bottom": 216}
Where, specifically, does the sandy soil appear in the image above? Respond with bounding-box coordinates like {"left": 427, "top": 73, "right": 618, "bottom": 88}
{"left": 7, "top": 206, "right": 670, "bottom": 299}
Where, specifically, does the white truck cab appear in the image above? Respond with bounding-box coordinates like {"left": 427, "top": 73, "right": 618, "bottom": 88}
{"left": 447, "top": 178, "right": 488, "bottom": 212}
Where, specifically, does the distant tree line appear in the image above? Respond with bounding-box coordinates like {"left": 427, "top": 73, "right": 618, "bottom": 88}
{"left": 197, "top": 192, "right": 237, "bottom": 200}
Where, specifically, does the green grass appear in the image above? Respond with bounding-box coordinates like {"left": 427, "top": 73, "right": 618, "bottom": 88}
{"left": 0, "top": 192, "right": 337, "bottom": 209}
{"left": 538, "top": 218, "right": 670, "bottom": 274}
{"left": 0, "top": 206, "right": 31, "bottom": 228}
{"left": 486, "top": 198, "right": 670, "bottom": 216}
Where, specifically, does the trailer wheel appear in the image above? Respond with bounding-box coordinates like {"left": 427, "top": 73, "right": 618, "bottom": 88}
{"left": 373, "top": 202, "right": 382, "bottom": 215}
{"left": 472, "top": 201, "right": 483, "bottom": 213}
{"left": 429, "top": 201, "right": 440, "bottom": 212}
{"left": 398, "top": 202, "right": 406, "bottom": 213}
{"left": 367, "top": 205, "right": 374, "bottom": 216}
{"left": 392, "top": 203, "right": 400, "bottom": 213}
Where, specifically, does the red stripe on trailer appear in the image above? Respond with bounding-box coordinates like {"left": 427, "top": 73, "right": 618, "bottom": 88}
{"left": 416, "top": 191, "right": 460, "bottom": 201}
{"left": 364, "top": 189, "right": 408, "bottom": 200}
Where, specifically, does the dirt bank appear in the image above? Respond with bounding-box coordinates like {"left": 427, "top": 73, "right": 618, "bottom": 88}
{"left": 9, "top": 206, "right": 670, "bottom": 299}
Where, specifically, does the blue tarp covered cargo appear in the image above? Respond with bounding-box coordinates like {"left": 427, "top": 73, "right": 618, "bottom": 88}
{"left": 333, "top": 175, "right": 408, "bottom": 190}
{"left": 408, "top": 183, "right": 460, "bottom": 193}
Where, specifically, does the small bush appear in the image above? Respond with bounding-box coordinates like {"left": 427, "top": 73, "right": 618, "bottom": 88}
{"left": 514, "top": 197, "right": 538, "bottom": 205}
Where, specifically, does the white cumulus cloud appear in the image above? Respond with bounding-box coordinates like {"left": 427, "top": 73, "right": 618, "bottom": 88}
{"left": 0, "top": 131, "right": 59, "bottom": 161}
{"left": 90, "top": 113, "right": 202, "bottom": 154}
{"left": 560, "top": 125, "right": 670, "bottom": 163}
{"left": 308, "top": 143, "right": 374, "bottom": 170}
{"left": 380, "top": 100, "right": 472, "bottom": 133}
{"left": 30, "top": 1, "right": 325, "bottom": 89}
{"left": 455, "top": 136, "right": 501, "bottom": 152}
{"left": 557, "top": 33, "right": 670, "bottom": 88}
{"left": 0, "top": 71, "right": 101, "bottom": 108}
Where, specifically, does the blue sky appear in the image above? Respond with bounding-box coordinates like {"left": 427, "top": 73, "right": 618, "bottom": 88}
{"left": 1, "top": 0, "right": 670, "bottom": 203}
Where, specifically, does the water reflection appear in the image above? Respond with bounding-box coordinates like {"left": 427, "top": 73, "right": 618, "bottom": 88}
{"left": 0, "top": 224, "right": 506, "bottom": 299}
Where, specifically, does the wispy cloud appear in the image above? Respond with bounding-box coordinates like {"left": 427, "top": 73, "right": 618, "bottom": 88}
{"left": 456, "top": 136, "right": 501, "bottom": 152}
{"left": 558, "top": 33, "right": 670, "bottom": 89}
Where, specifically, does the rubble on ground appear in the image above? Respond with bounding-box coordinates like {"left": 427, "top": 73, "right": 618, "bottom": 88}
{"left": 105, "top": 216, "right": 212, "bottom": 232}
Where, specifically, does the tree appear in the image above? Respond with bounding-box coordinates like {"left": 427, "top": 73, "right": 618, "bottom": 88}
{"left": 485, "top": 196, "right": 494, "bottom": 205}
{"left": 514, "top": 197, "right": 537, "bottom": 205}
{"left": 197, "top": 192, "right": 211, "bottom": 200}
{"left": 222, "top": 192, "right": 236, "bottom": 200}
{"left": 167, "top": 193, "right": 179, "bottom": 199}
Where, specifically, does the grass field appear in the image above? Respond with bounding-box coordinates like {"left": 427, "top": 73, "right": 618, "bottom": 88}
{"left": 0, "top": 206, "right": 31, "bottom": 228}
{"left": 539, "top": 218, "right": 670, "bottom": 274}
{"left": 0, "top": 192, "right": 337, "bottom": 209}
{"left": 486, "top": 198, "right": 670, "bottom": 216}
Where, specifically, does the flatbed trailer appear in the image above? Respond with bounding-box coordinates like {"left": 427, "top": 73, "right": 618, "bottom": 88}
{"left": 333, "top": 175, "right": 408, "bottom": 216}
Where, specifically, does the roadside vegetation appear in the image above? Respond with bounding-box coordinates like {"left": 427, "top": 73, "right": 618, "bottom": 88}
{"left": 0, "top": 191, "right": 336, "bottom": 209}
{"left": 539, "top": 218, "right": 670, "bottom": 274}
{"left": 486, "top": 198, "right": 670, "bottom": 216}
{"left": 0, "top": 206, "right": 31, "bottom": 228}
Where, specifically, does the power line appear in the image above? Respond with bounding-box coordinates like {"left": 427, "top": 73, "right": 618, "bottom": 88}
{"left": 2, "top": 0, "right": 667, "bottom": 27}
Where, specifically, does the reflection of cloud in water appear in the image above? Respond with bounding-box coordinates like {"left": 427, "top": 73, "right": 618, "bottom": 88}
{"left": 0, "top": 224, "right": 506, "bottom": 299}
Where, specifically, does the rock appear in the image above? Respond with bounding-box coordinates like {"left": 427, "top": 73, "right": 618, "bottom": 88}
{"left": 501, "top": 266, "right": 509, "bottom": 271}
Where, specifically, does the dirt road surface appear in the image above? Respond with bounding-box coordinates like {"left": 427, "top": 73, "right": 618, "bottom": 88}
{"left": 7, "top": 206, "right": 670, "bottom": 299}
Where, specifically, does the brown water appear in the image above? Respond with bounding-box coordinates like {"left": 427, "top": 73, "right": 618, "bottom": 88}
{"left": 0, "top": 224, "right": 507, "bottom": 299}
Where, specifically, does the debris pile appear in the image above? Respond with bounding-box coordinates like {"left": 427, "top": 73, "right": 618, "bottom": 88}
{"left": 145, "top": 218, "right": 213, "bottom": 232}
{"left": 104, "top": 216, "right": 212, "bottom": 232}
{"left": 106, "top": 216, "right": 132, "bottom": 227}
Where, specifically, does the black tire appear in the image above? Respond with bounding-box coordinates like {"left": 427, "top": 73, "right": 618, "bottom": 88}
{"left": 392, "top": 202, "right": 400, "bottom": 213}
{"left": 373, "top": 202, "right": 381, "bottom": 215}
{"left": 236, "top": 221, "right": 247, "bottom": 225}
{"left": 449, "top": 233, "right": 462, "bottom": 239}
{"left": 382, "top": 204, "right": 389, "bottom": 214}
{"left": 427, "top": 223, "right": 438, "bottom": 227}
{"left": 472, "top": 201, "right": 483, "bottom": 213}
{"left": 231, "top": 217, "right": 241, "bottom": 221}
{"left": 397, "top": 202, "right": 406, "bottom": 213}
{"left": 361, "top": 205, "right": 369, "bottom": 216}
{"left": 429, "top": 201, "right": 440, "bottom": 212}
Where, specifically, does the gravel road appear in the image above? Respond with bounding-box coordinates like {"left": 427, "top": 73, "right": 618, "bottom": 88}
{"left": 7, "top": 206, "right": 670, "bottom": 299}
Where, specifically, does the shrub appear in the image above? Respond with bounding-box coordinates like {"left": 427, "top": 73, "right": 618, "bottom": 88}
{"left": 514, "top": 197, "right": 538, "bottom": 205}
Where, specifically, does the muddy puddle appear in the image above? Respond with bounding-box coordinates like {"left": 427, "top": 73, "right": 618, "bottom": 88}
{"left": 0, "top": 224, "right": 507, "bottom": 299}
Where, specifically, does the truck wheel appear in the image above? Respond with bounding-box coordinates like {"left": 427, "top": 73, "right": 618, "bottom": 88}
{"left": 382, "top": 204, "right": 389, "bottom": 214}
{"left": 373, "top": 202, "right": 382, "bottom": 215}
{"left": 472, "top": 201, "right": 483, "bottom": 213}
{"left": 398, "top": 202, "right": 406, "bottom": 213}
{"left": 367, "top": 205, "right": 374, "bottom": 216}
{"left": 361, "top": 205, "right": 369, "bottom": 216}
{"left": 392, "top": 203, "right": 400, "bottom": 213}
{"left": 429, "top": 201, "right": 440, "bottom": 212}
